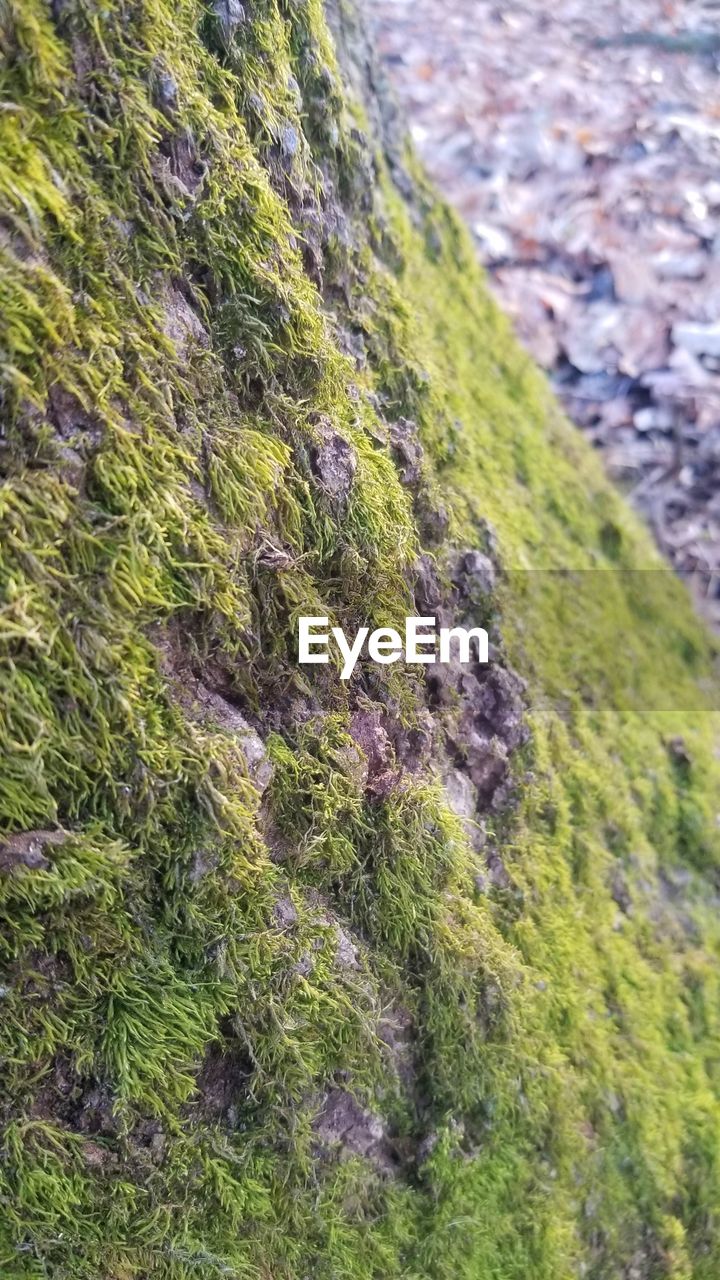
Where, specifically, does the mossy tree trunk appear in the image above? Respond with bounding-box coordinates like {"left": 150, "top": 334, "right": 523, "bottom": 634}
{"left": 1, "top": 2, "right": 719, "bottom": 1278}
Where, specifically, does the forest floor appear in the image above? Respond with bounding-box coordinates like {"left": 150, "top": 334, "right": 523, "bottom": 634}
{"left": 368, "top": 0, "right": 720, "bottom": 624}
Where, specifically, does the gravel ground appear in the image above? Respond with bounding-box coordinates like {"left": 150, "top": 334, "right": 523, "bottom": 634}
{"left": 368, "top": 0, "right": 720, "bottom": 623}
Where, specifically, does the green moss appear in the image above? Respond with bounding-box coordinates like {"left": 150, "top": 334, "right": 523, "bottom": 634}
{"left": 1, "top": 0, "right": 720, "bottom": 1277}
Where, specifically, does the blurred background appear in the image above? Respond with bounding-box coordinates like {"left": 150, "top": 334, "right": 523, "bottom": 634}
{"left": 368, "top": 0, "right": 720, "bottom": 624}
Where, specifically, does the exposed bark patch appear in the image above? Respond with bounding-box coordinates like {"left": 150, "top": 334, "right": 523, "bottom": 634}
{"left": 159, "top": 282, "right": 210, "bottom": 361}
{"left": 47, "top": 384, "right": 101, "bottom": 443}
{"left": 443, "top": 766, "right": 480, "bottom": 842}
{"left": 448, "top": 665, "right": 528, "bottom": 806}
{"left": 313, "top": 1088, "right": 400, "bottom": 1176}
{"left": 193, "top": 1036, "right": 253, "bottom": 1124}
{"left": 349, "top": 708, "right": 399, "bottom": 797}
{"left": 483, "top": 845, "right": 513, "bottom": 891}
{"left": 152, "top": 623, "right": 274, "bottom": 792}
{"left": 378, "top": 1004, "right": 416, "bottom": 1092}
{"left": 450, "top": 548, "right": 496, "bottom": 602}
{"left": 389, "top": 417, "right": 424, "bottom": 486}
{"left": 29, "top": 1050, "right": 116, "bottom": 1139}
{"left": 155, "top": 128, "right": 207, "bottom": 200}
{"left": 188, "top": 847, "right": 220, "bottom": 884}
{"left": 609, "top": 866, "right": 633, "bottom": 915}
{"left": 309, "top": 423, "right": 357, "bottom": 502}
{"left": 153, "top": 67, "right": 179, "bottom": 116}
{"left": 392, "top": 706, "right": 435, "bottom": 775}
{"left": 194, "top": 686, "right": 274, "bottom": 791}
{"left": 412, "top": 552, "right": 444, "bottom": 616}
{"left": 0, "top": 829, "right": 66, "bottom": 873}
{"left": 415, "top": 549, "right": 528, "bottom": 808}
{"left": 273, "top": 893, "right": 299, "bottom": 930}
{"left": 333, "top": 922, "right": 360, "bottom": 970}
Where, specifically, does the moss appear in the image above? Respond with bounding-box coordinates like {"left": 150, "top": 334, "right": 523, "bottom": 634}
{"left": 1, "top": 0, "right": 720, "bottom": 1277}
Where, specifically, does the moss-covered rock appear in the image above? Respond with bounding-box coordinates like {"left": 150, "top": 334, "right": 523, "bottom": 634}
{"left": 1, "top": 1, "right": 719, "bottom": 1277}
